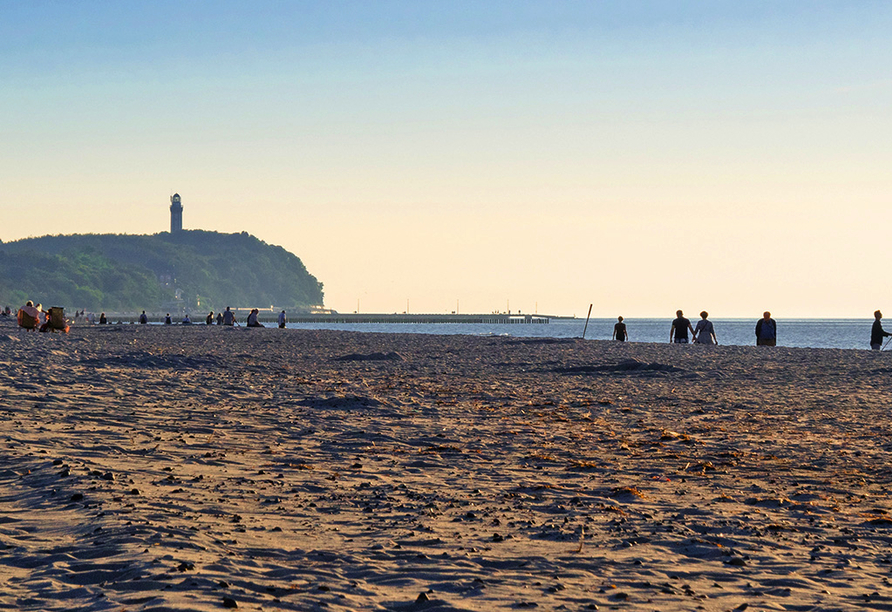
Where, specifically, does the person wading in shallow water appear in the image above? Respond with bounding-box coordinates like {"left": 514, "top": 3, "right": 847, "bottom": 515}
{"left": 755, "top": 311, "right": 777, "bottom": 346}
{"left": 871, "top": 310, "right": 891, "bottom": 350}
{"left": 670, "top": 310, "right": 695, "bottom": 344}
{"left": 612, "top": 316, "right": 628, "bottom": 342}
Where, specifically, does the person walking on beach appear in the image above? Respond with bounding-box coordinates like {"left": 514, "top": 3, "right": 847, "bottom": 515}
{"left": 871, "top": 310, "right": 891, "bottom": 350}
{"left": 693, "top": 311, "right": 718, "bottom": 345}
{"left": 612, "top": 316, "right": 627, "bottom": 341}
{"left": 222, "top": 306, "right": 235, "bottom": 326}
{"left": 138, "top": 311, "right": 148, "bottom": 324}
{"left": 278, "top": 309, "right": 287, "bottom": 329}
{"left": 670, "top": 310, "right": 695, "bottom": 343}
{"left": 755, "top": 311, "right": 777, "bottom": 346}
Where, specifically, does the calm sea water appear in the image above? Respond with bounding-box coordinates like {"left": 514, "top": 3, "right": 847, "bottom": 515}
{"left": 283, "top": 318, "right": 881, "bottom": 351}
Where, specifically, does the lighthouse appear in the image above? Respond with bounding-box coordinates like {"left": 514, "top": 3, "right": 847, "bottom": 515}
{"left": 170, "top": 193, "right": 183, "bottom": 233}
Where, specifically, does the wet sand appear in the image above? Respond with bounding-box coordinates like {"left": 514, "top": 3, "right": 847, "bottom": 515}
{"left": 1, "top": 321, "right": 892, "bottom": 611}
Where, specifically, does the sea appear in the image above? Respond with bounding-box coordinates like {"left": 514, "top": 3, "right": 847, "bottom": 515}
{"left": 283, "top": 318, "right": 881, "bottom": 351}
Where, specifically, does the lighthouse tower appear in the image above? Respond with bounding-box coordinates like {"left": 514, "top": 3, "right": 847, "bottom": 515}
{"left": 170, "top": 193, "right": 183, "bottom": 233}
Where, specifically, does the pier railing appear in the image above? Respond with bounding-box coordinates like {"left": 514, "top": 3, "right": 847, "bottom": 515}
{"left": 75, "top": 313, "right": 551, "bottom": 325}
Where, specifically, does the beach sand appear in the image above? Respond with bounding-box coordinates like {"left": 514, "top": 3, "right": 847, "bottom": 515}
{"left": 1, "top": 321, "right": 892, "bottom": 611}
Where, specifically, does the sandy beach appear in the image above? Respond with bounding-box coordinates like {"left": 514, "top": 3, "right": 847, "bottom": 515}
{"left": 1, "top": 321, "right": 892, "bottom": 611}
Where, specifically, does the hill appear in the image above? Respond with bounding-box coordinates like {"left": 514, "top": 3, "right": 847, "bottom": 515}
{"left": 0, "top": 231, "right": 324, "bottom": 313}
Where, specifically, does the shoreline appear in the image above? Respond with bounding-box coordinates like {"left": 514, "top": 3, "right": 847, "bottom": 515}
{"left": 1, "top": 326, "right": 891, "bottom": 610}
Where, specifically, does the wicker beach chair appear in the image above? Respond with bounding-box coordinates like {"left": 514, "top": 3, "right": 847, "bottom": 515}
{"left": 17, "top": 308, "right": 39, "bottom": 331}
{"left": 47, "top": 307, "right": 70, "bottom": 333}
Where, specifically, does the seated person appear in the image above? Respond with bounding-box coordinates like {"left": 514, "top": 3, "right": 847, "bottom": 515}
{"left": 40, "top": 307, "right": 70, "bottom": 333}
{"left": 222, "top": 307, "right": 235, "bottom": 326}
{"left": 246, "top": 308, "right": 264, "bottom": 327}
{"left": 17, "top": 301, "right": 41, "bottom": 331}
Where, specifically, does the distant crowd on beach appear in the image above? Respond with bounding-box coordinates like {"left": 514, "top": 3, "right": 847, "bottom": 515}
{"left": 611, "top": 309, "right": 892, "bottom": 350}
{"left": 130, "top": 307, "right": 290, "bottom": 329}
{"left": 5, "top": 303, "right": 290, "bottom": 331}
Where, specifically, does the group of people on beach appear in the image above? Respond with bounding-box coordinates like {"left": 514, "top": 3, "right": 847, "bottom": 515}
{"left": 148, "top": 307, "right": 288, "bottom": 328}
{"left": 66, "top": 306, "right": 289, "bottom": 329}
{"left": 612, "top": 310, "right": 780, "bottom": 346}
{"left": 13, "top": 301, "right": 70, "bottom": 333}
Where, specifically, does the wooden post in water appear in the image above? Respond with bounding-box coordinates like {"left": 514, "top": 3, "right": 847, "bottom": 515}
{"left": 582, "top": 304, "right": 593, "bottom": 339}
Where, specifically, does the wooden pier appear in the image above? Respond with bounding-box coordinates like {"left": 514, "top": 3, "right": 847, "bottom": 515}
{"left": 83, "top": 312, "right": 553, "bottom": 325}
{"left": 281, "top": 313, "right": 550, "bottom": 325}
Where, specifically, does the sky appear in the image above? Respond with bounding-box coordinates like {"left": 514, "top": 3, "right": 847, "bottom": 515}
{"left": 2, "top": 1, "right": 891, "bottom": 318}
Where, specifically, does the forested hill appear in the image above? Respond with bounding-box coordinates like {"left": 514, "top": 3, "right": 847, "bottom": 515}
{"left": 0, "top": 231, "right": 324, "bottom": 312}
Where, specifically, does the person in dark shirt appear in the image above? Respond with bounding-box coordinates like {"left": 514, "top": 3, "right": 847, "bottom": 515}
{"left": 871, "top": 310, "right": 891, "bottom": 350}
{"left": 164, "top": 313, "right": 172, "bottom": 325}
{"left": 670, "top": 310, "right": 695, "bottom": 343}
{"left": 612, "top": 316, "right": 628, "bottom": 342}
{"left": 138, "top": 310, "right": 148, "bottom": 324}
{"left": 755, "top": 311, "right": 777, "bottom": 346}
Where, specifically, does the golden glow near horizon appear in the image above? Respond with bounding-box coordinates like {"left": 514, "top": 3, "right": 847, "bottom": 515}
{"left": 2, "top": 3, "right": 891, "bottom": 318}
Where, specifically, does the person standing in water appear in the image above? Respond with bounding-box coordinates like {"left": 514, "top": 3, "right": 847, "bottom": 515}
{"left": 612, "top": 316, "right": 628, "bottom": 342}
{"left": 871, "top": 310, "right": 891, "bottom": 350}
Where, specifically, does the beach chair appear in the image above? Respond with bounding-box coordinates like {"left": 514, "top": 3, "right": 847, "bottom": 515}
{"left": 17, "top": 308, "right": 39, "bottom": 331}
{"left": 47, "top": 307, "right": 70, "bottom": 333}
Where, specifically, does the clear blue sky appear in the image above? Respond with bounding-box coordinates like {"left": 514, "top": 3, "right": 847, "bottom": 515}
{"left": 3, "top": 2, "right": 891, "bottom": 316}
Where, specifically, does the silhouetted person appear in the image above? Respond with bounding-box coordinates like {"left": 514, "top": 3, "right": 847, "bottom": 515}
{"left": 222, "top": 306, "right": 235, "bottom": 326}
{"left": 206, "top": 311, "right": 214, "bottom": 325}
{"left": 755, "top": 311, "right": 777, "bottom": 346}
{"left": 693, "top": 311, "right": 717, "bottom": 345}
{"left": 139, "top": 311, "right": 148, "bottom": 324}
{"left": 278, "top": 310, "right": 287, "bottom": 329}
{"left": 216, "top": 311, "right": 223, "bottom": 325}
{"left": 246, "top": 308, "right": 264, "bottom": 328}
{"left": 164, "top": 313, "right": 172, "bottom": 325}
{"left": 871, "top": 310, "right": 891, "bottom": 350}
{"left": 99, "top": 312, "right": 107, "bottom": 325}
{"left": 612, "top": 316, "right": 627, "bottom": 342}
{"left": 670, "top": 310, "right": 694, "bottom": 344}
